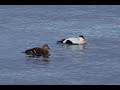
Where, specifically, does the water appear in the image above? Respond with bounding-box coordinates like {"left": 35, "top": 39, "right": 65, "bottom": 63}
{"left": 0, "top": 5, "right": 120, "bottom": 85}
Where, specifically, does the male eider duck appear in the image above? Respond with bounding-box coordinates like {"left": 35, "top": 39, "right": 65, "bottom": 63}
{"left": 23, "top": 44, "right": 50, "bottom": 58}
{"left": 57, "top": 35, "right": 86, "bottom": 45}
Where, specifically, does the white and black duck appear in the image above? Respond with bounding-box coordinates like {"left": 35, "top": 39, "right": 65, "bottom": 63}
{"left": 57, "top": 35, "right": 86, "bottom": 45}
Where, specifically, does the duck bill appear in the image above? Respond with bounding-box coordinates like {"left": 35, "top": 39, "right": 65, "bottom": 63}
{"left": 48, "top": 47, "right": 50, "bottom": 50}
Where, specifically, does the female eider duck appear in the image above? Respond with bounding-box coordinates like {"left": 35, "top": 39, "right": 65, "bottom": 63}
{"left": 23, "top": 44, "right": 50, "bottom": 58}
{"left": 57, "top": 35, "right": 86, "bottom": 45}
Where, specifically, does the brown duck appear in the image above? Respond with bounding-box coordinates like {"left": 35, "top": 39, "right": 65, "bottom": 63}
{"left": 23, "top": 44, "right": 50, "bottom": 58}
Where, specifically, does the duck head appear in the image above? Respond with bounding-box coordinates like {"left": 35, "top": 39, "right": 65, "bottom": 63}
{"left": 42, "top": 44, "right": 50, "bottom": 50}
{"left": 78, "top": 35, "right": 86, "bottom": 44}
{"left": 79, "top": 35, "right": 85, "bottom": 39}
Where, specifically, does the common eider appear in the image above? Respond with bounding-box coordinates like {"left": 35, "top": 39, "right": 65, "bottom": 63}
{"left": 23, "top": 44, "right": 50, "bottom": 58}
{"left": 57, "top": 35, "right": 86, "bottom": 45}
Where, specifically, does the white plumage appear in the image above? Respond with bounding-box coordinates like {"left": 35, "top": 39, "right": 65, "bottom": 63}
{"left": 58, "top": 35, "right": 86, "bottom": 45}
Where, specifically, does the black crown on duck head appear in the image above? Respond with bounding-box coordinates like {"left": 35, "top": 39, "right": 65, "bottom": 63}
{"left": 79, "top": 35, "right": 84, "bottom": 39}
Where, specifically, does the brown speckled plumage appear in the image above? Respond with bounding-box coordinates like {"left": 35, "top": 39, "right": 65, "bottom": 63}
{"left": 24, "top": 44, "right": 50, "bottom": 58}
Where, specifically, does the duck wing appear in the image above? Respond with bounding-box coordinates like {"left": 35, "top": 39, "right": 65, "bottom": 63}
{"left": 24, "top": 47, "right": 40, "bottom": 55}
{"left": 63, "top": 38, "right": 79, "bottom": 44}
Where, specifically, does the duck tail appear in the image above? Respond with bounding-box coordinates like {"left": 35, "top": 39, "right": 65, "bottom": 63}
{"left": 21, "top": 51, "right": 26, "bottom": 53}
{"left": 57, "top": 39, "right": 65, "bottom": 44}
